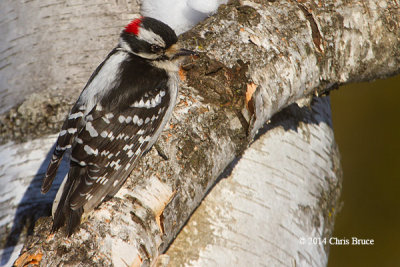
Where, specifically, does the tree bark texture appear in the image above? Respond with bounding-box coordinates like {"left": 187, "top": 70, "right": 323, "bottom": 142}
{"left": 166, "top": 96, "right": 342, "bottom": 266}
{"left": 0, "top": 0, "right": 398, "bottom": 266}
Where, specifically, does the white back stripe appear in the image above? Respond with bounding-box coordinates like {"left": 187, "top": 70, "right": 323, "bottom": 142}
{"left": 78, "top": 52, "right": 127, "bottom": 114}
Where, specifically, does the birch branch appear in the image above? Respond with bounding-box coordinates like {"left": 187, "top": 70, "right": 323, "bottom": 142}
{"left": 167, "top": 96, "right": 342, "bottom": 266}
{"left": 1, "top": 0, "right": 398, "bottom": 266}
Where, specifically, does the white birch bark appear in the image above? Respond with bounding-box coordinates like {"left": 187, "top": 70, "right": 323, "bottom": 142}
{"left": 167, "top": 96, "right": 342, "bottom": 267}
{"left": 0, "top": 0, "right": 398, "bottom": 266}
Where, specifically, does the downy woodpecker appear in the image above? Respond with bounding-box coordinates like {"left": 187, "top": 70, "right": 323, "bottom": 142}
{"left": 41, "top": 17, "right": 196, "bottom": 235}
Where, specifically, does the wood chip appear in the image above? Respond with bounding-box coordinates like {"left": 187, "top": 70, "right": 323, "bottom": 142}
{"left": 14, "top": 251, "right": 43, "bottom": 267}
{"left": 245, "top": 82, "right": 257, "bottom": 114}
{"left": 179, "top": 67, "right": 186, "bottom": 81}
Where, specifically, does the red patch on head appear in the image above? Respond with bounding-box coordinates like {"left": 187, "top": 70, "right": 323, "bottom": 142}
{"left": 124, "top": 17, "right": 143, "bottom": 35}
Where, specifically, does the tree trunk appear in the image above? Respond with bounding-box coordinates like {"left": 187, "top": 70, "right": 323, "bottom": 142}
{"left": 0, "top": 0, "right": 398, "bottom": 266}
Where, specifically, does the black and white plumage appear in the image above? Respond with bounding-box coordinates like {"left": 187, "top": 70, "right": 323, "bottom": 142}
{"left": 41, "top": 17, "right": 196, "bottom": 235}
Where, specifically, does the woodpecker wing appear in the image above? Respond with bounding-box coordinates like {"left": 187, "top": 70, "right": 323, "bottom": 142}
{"left": 41, "top": 49, "right": 120, "bottom": 194}
{"left": 67, "top": 86, "right": 171, "bottom": 212}
{"left": 52, "top": 72, "right": 175, "bottom": 235}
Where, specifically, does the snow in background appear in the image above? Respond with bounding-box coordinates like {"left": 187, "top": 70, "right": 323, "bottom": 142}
{"left": 142, "top": 0, "right": 227, "bottom": 34}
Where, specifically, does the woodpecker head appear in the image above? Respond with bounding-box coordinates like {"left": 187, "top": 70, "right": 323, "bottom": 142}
{"left": 119, "top": 17, "right": 196, "bottom": 62}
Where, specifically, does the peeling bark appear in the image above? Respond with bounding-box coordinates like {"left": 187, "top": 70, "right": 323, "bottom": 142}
{"left": 0, "top": 0, "right": 399, "bottom": 266}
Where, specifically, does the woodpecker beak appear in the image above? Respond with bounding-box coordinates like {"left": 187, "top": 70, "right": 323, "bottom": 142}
{"left": 174, "top": 48, "right": 198, "bottom": 57}
{"left": 166, "top": 44, "right": 198, "bottom": 60}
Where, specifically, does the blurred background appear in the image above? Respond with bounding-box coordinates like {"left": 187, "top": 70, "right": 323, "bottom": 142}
{"left": 328, "top": 74, "right": 400, "bottom": 266}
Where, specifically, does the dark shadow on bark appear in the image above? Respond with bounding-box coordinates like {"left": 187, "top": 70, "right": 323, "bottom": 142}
{"left": 254, "top": 95, "right": 332, "bottom": 140}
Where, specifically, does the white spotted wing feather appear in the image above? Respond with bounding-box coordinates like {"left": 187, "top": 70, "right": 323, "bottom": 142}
{"left": 68, "top": 87, "right": 171, "bottom": 212}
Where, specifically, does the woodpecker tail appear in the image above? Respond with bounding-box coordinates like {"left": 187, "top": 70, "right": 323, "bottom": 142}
{"left": 51, "top": 168, "right": 84, "bottom": 236}
{"left": 52, "top": 204, "right": 83, "bottom": 236}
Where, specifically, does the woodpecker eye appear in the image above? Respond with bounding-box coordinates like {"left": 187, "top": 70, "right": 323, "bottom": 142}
{"left": 151, "top": 44, "right": 162, "bottom": 53}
